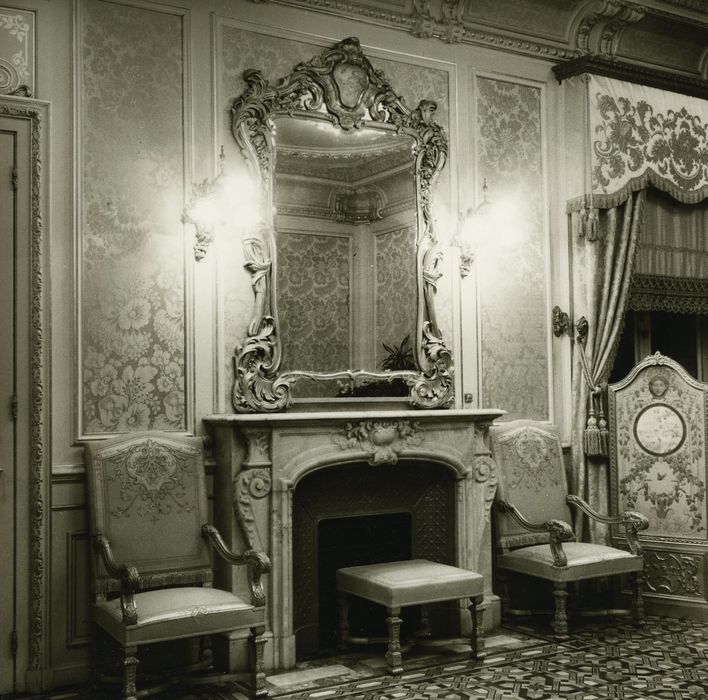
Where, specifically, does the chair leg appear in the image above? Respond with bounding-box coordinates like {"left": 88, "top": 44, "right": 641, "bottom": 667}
{"left": 468, "top": 594, "right": 486, "bottom": 660}
{"left": 385, "top": 606, "right": 403, "bottom": 675}
{"left": 630, "top": 571, "right": 645, "bottom": 626}
{"left": 497, "top": 569, "right": 511, "bottom": 622}
{"left": 249, "top": 625, "right": 268, "bottom": 698}
{"left": 122, "top": 645, "right": 138, "bottom": 700}
{"left": 337, "top": 592, "right": 350, "bottom": 648}
{"left": 552, "top": 582, "right": 569, "bottom": 641}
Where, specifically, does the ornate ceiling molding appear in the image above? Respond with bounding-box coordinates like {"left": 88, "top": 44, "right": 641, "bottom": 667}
{"left": 553, "top": 54, "right": 708, "bottom": 100}
{"left": 246, "top": 0, "right": 707, "bottom": 74}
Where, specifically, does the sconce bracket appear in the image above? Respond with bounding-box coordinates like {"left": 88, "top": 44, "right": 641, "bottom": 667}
{"left": 552, "top": 305, "right": 571, "bottom": 337}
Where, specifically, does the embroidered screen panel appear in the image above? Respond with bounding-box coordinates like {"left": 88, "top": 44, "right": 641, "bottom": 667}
{"left": 609, "top": 354, "right": 708, "bottom": 542}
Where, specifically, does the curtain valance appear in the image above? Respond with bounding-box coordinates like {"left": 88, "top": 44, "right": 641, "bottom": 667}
{"left": 566, "top": 75, "right": 708, "bottom": 227}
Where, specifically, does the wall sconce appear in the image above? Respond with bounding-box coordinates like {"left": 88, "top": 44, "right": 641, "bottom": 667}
{"left": 182, "top": 147, "right": 227, "bottom": 261}
{"left": 454, "top": 179, "right": 490, "bottom": 278}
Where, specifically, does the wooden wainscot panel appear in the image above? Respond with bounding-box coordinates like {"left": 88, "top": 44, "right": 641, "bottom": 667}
{"left": 50, "top": 475, "right": 92, "bottom": 686}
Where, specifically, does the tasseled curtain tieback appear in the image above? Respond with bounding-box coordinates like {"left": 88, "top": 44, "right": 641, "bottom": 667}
{"left": 576, "top": 317, "right": 609, "bottom": 457}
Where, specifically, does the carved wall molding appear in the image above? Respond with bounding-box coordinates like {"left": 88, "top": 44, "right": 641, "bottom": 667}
{"left": 643, "top": 550, "right": 703, "bottom": 598}
{"left": 333, "top": 419, "right": 423, "bottom": 465}
{"left": 0, "top": 98, "right": 49, "bottom": 678}
{"left": 234, "top": 468, "right": 273, "bottom": 552}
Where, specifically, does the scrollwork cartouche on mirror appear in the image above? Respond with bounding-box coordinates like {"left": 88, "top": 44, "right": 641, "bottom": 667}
{"left": 230, "top": 37, "right": 452, "bottom": 412}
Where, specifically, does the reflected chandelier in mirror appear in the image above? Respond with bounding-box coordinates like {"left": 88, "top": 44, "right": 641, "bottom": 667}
{"left": 231, "top": 37, "right": 452, "bottom": 412}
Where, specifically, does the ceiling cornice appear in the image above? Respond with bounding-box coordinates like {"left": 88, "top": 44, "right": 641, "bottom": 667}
{"left": 552, "top": 54, "right": 708, "bottom": 99}
{"left": 247, "top": 0, "right": 708, "bottom": 77}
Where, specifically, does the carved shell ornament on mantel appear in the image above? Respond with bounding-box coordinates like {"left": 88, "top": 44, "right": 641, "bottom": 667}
{"left": 230, "top": 37, "right": 453, "bottom": 412}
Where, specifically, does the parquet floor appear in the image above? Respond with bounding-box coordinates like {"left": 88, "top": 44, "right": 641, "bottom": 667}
{"left": 16, "top": 616, "right": 708, "bottom": 700}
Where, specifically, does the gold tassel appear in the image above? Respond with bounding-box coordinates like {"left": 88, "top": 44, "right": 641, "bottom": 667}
{"left": 598, "top": 413, "right": 609, "bottom": 457}
{"left": 584, "top": 405, "right": 603, "bottom": 456}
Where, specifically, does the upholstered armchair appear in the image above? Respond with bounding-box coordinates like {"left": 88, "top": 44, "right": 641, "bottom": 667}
{"left": 84, "top": 432, "right": 271, "bottom": 700}
{"left": 489, "top": 420, "right": 648, "bottom": 640}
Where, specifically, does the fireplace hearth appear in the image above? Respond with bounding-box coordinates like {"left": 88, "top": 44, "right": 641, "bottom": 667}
{"left": 205, "top": 408, "right": 504, "bottom": 671}
{"left": 294, "top": 460, "right": 455, "bottom": 657}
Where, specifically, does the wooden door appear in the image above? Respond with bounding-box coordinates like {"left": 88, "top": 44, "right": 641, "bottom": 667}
{"left": 0, "top": 110, "right": 33, "bottom": 696}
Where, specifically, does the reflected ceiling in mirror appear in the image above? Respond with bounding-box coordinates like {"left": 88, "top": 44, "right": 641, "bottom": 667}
{"left": 230, "top": 37, "right": 452, "bottom": 412}
{"left": 273, "top": 117, "right": 417, "bottom": 394}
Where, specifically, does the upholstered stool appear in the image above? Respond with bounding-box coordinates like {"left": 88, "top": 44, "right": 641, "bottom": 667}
{"left": 336, "top": 559, "right": 485, "bottom": 675}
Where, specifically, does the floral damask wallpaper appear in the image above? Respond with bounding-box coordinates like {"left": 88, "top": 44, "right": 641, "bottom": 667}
{"left": 375, "top": 226, "right": 417, "bottom": 369}
{"left": 476, "top": 77, "right": 548, "bottom": 420}
{"left": 0, "top": 6, "right": 33, "bottom": 95}
{"left": 277, "top": 233, "right": 351, "bottom": 374}
{"left": 81, "top": 1, "right": 185, "bottom": 434}
{"left": 220, "top": 26, "right": 451, "bottom": 408}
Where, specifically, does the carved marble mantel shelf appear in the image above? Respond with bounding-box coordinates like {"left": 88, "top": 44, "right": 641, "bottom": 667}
{"left": 204, "top": 408, "right": 505, "bottom": 670}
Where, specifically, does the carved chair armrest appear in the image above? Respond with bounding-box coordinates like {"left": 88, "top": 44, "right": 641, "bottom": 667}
{"left": 566, "top": 495, "right": 649, "bottom": 554}
{"left": 202, "top": 524, "right": 271, "bottom": 606}
{"left": 495, "top": 500, "right": 574, "bottom": 567}
{"left": 94, "top": 534, "right": 140, "bottom": 625}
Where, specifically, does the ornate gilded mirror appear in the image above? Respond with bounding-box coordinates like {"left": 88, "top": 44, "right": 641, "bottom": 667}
{"left": 231, "top": 37, "right": 452, "bottom": 412}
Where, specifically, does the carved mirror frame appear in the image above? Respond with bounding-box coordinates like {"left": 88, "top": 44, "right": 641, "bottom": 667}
{"left": 231, "top": 37, "right": 452, "bottom": 412}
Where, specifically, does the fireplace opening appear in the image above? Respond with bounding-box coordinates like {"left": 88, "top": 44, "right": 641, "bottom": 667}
{"left": 318, "top": 512, "right": 413, "bottom": 650}
{"left": 292, "top": 460, "right": 456, "bottom": 659}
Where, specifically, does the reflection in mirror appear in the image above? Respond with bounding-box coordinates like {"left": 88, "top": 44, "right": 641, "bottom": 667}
{"left": 273, "top": 117, "right": 417, "bottom": 397}
{"left": 230, "top": 37, "right": 453, "bottom": 411}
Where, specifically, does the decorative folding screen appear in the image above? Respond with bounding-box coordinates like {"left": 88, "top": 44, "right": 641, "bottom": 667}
{"left": 609, "top": 354, "right": 708, "bottom": 615}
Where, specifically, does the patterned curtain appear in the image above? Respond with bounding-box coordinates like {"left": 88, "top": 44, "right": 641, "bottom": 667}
{"left": 567, "top": 75, "right": 708, "bottom": 231}
{"left": 570, "top": 190, "right": 645, "bottom": 543}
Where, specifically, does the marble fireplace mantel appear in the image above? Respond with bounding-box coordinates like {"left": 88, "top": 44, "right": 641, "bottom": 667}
{"left": 204, "top": 408, "right": 505, "bottom": 670}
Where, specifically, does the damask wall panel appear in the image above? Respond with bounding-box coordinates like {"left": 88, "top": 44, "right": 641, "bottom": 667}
{"left": 277, "top": 232, "right": 351, "bottom": 376}
{"left": 80, "top": 0, "right": 186, "bottom": 434}
{"left": 219, "top": 24, "right": 451, "bottom": 408}
{"left": 0, "top": 6, "right": 33, "bottom": 95}
{"left": 475, "top": 77, "right": 549, "bottom": 420}
{"left": 375, "top": 225, "right": 417, "bottom": 369}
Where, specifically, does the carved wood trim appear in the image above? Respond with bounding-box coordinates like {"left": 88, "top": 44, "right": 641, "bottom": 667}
{"left": 552, "top": 55, "right": 708, "bottom": 101}
{"left": 230, "top": 37, "right": 453, "bottom": 411}
{"left": 0, "top": 97, "right": 49, "bottom": 676}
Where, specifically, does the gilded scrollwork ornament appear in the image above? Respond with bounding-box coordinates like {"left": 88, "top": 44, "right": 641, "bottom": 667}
{"left": 230, "top": 37, "right": 453, "bottom": 412}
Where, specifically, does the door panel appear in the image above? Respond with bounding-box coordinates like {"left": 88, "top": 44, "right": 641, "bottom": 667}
{"left": 0, "top": 128, "right": 17, "bottom": 694}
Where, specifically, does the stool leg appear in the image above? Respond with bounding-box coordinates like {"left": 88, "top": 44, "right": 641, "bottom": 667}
{"left": 469, "top": 595, "right": 486, "bottom": 660}
{"left": 385, "top": 606, "right": 403, "bottom": 675}
{"left": 337, "top": 592, "right": 350, "bottom": 648}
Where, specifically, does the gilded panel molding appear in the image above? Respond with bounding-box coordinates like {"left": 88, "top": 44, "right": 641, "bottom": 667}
{"left": 0, "top": 97, "right": 48, "bottom": 675}
{"left": 231, "top": 37, "right": 453, "bottom": 411}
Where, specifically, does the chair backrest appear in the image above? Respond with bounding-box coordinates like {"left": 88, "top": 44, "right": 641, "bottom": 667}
{"left": 84, "top": 432, "right": 212, "bottom": 595}
{"left": 489, "top": 420, "right": 572, "bottom": 552}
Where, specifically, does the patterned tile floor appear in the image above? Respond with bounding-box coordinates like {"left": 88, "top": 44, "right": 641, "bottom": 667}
{"left": 17, "top": 616, "right": 708, "bottom": 700}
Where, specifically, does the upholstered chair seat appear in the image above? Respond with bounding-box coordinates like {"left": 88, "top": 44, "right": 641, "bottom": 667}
{"left": 497, "top": 542, "right": 642, "bottom": 582}
{"left": 490, "top": 420, "right": 648, "bottom": 640}
{"left": 85, "top": 432, "right": 271, "bottom": 700}
{"left": 93, "top": 587, "right": 261, "bottom": 646}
